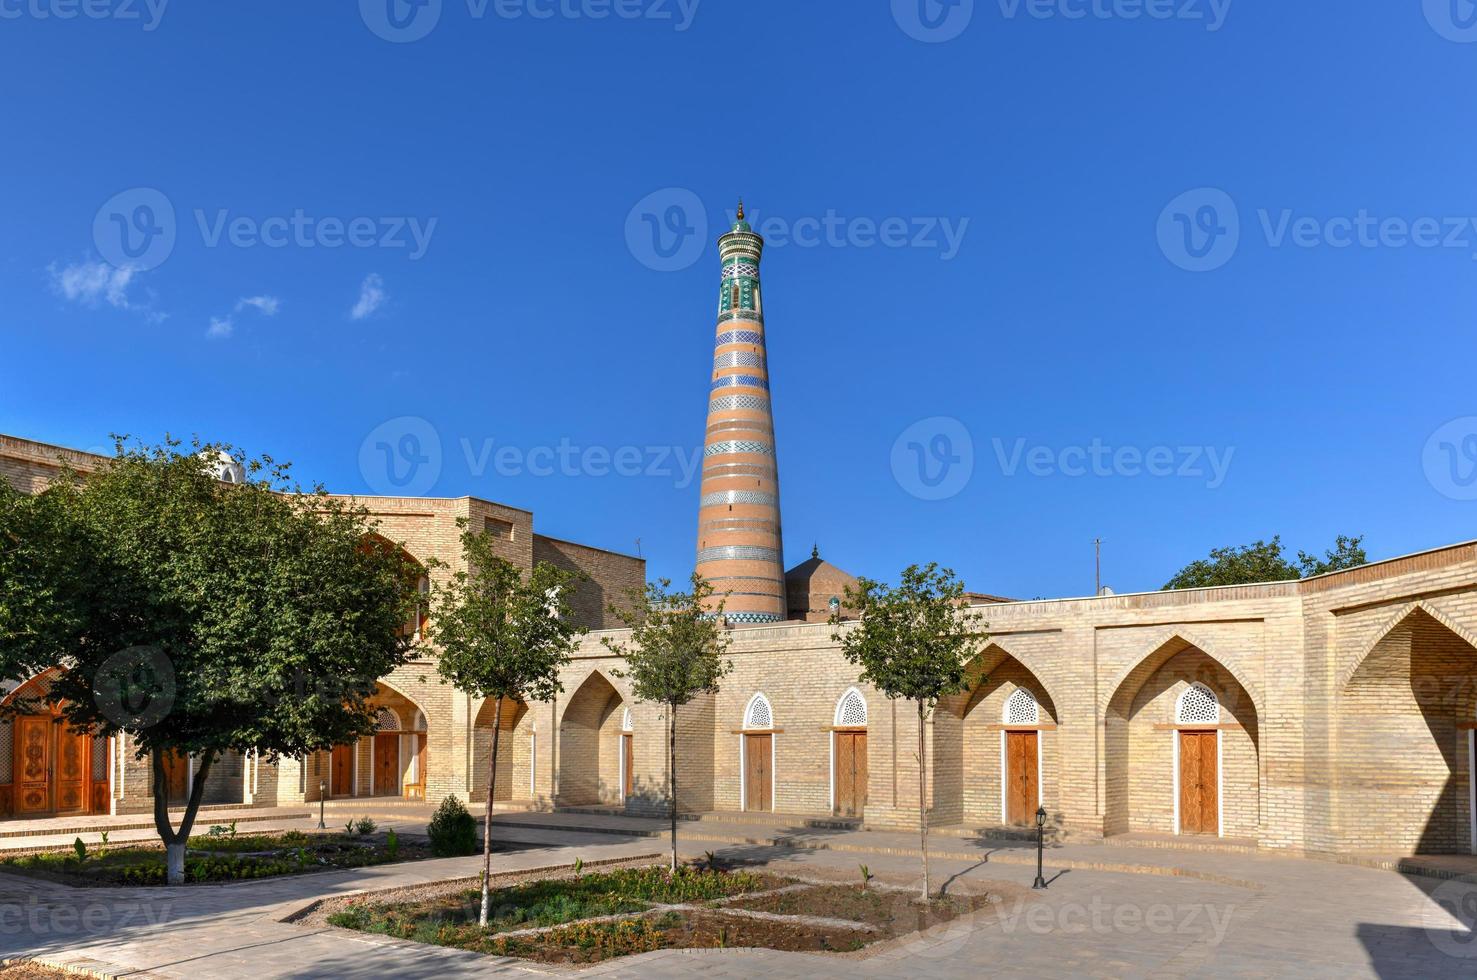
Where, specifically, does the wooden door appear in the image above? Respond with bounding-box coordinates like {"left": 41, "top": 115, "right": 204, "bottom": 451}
{"left": 374, "top": 733, "right": 400, "bottom": 796}
{"left": 834, "top": 732, "right": 868, "bottom": 817}
{"left": 162, "top": 750, "right": 190, "bottom": 804}
{"left": 744, "top": 733, "right": 772, "bottom": 811}
{"left": 622, "top": 733, "right": 634, "bottom": 799}
{"left": 331, "top": 744, "right": 353, "bottom": 797}
{"left": 1006, "top": 731, "right": 1039, "bottom": 826}
{"left": 53, "top": 727, "right": 89, "bottom": 816}
{"left": 1179, "top": 731, "right": 1219, "bottom": 835}
{"left": 14, "top": 715, "right": 52, "bottom": 816}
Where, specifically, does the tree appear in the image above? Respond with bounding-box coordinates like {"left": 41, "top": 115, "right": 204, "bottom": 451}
{"left": 832, "top": 563, "right": 986, "bottom": 902}
{"left": 13, "top": 439, "right": 418, "bottom": 884}
{"left": 427, "top": 522, "right": 585, "bottom": 927}
{"left": 0, "top": 476, "right": 97, "bottom": 683}
{"left": 1296, "top": 535, "right": 1367, "bottom": 578}
{"left": 603, "top": 575, "right": 731, "bottom": 873}
{"left": 1163, "top": 534, "right": 1368, "bottom": 590}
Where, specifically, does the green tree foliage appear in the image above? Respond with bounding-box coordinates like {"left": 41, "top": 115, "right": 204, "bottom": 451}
{"left": 831, "top": 563, "right": 987, "bottom": 901}
{"left": 1163, "top": 535, "right": 1368, "bottom": 590}
{"left": 0, "top": 475, "right": 98, "bottom": 682}
{"left": 427, "top": 521, "right": 585, "bottom": 925}
{"left": 604, "top": 575, "right": 732, "bottom": 873}
{"left": 8, "top": 438, "right": 418, "bottom": 884}
{"left": 426, "top": 796, "right": 478, "bottom": 857}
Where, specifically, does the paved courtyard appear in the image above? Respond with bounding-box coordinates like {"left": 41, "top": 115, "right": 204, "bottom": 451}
{"left": 0, "top": 811, "right": 1474, "bottom": 979}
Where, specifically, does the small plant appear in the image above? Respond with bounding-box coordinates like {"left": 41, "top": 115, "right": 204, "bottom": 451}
{"left": 72, "top": 837, "right": 87, "bottom": 863}
{"left": 573, "top": 857, "right": 584, "bottom": 875}
{"left": 344, "top": 820, "right": 356, "bottom": 835}
{"left": 385, "top": 828, "right": 399, "bottom": 860}
{"left": 97, "top": 830, "right": 110, "bottom": 858}
{"left": 353, "top": 816, "right": 378, "bottom": 836}
{"left": 426, "top": 797, "right": 478, "bottom": 857}
{"left": 859, "top": 863, "right": 872, "bottom": 891}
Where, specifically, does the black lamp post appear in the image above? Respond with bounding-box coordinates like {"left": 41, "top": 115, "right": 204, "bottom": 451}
{"left": 1032, "top": 805, "right": 1048, "bottom": 889}
{"left": 318, "top": 779, "right": 327, "bottom": 830}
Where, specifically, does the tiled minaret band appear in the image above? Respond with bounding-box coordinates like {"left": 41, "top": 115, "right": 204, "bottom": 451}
{"left": 696, "top": 202, "right": 786, "bottom": 625}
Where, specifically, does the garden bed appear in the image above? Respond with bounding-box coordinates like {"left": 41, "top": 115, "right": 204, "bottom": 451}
{"left": 318, "top": 863, "right": 1008, "bottom": 964}
{"left": 0, "top": 827, "right": 463, "bottom": 886}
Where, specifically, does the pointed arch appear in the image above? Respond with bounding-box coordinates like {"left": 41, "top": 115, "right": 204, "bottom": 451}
{"left": 834, "top": 688, "right": 868, "bottom": 727}
{"left": 1102, "top": 629, "right": 1262, "bottom": 720}
{"left": 744, "top": 692, "right": 774, "bottom": 730}
{"left": 1335, "top": 600, "right": 1477, "bottom": 694}
{"left": 557, "top": 669, "right": 627, "bottom": 806}
{"left": 1103, "top": 632, "right": 1260, "bottom": 839}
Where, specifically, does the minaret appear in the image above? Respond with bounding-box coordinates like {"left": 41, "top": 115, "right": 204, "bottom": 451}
{"left": 695, "top": 201, "right": 787, "bottom": 625}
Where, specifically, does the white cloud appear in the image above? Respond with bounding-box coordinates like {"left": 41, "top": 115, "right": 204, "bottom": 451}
{"left": 235, "top": 295, "right": 281, "bottom": 316}
{"left": 206, "top": 316, "right": 235, "bottom": 340}
{"left": 49, "top": 260, "right": 139, "bottom": 310}
{"left": 350, "top": 273, "right": 386, "bottom": 320}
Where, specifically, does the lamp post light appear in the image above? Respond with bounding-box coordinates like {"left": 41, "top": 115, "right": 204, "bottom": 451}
{"left": 1032, "top": 805, "right": 1048, "bottom": 889}
{"left": 318, "top": 779, "right": 327, "bottom": 830}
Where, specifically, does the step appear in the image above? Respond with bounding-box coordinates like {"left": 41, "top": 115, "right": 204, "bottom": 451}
{"left": 0, "top": 808, "right": 311, "bottom": 841}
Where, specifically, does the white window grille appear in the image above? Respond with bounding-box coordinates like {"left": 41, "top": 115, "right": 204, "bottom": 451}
{"left": 376, "top": 707, "right": 401, "bottom": 731}
{"left": 1004, "top": 688, "right": 1040, "bottom": 726}
{"left": 622, "top": 708, "right": 633, "bottom": 732}
{"left": 1176, "top": 683, "right": 1220, "bottom": 725}
{"left": 835, "top": 689, "right": 868, "bottom": 727}
{"left": 412, "top": 710, "right": 427, "bottom": 732}
{"left": 745, "top": 693, "right": 773, "bottom": 730}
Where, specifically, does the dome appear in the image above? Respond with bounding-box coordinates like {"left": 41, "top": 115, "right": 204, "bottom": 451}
{"left": 784, "top": 546, "right": 860, "bottom": 622}
{"left": 198, "top": 449, "right": 246, "bottom": 485}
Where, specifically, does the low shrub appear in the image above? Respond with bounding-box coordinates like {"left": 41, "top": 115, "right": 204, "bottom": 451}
{"left": 427, "top": 797, "right": 478, "bottom": 857}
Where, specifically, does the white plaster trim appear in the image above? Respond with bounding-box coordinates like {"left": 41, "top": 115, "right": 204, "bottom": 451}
{"left": 1172, "top": 734, "right": 1181, "bottom": 835}
{"left": 1470, "top": 730, "right": 1476, "bottom": 855}
{"left": 530, "top": 730, "right": 537, "bottom": 799}
{"left": 999, "top": 730, "right": 1007, "bottom": 823}
{"left": 828, "top": 731, "right": 836, "bottom": 813}
{"left": 1217, "top": 730, "right": 1224, "bottom": 839}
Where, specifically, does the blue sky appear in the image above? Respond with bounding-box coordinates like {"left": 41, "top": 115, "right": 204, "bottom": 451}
{"left": 3, "top": 1, "right": 1477, "bottom": 599}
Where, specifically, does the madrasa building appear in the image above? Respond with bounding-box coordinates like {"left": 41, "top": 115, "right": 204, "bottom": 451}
{"left": 5, "top": 207, "right": 1477, "bottom": 860}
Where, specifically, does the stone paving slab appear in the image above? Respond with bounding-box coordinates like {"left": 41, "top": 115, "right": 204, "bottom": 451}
{"left": 1, "top": 820, "right": 1473, "bottom": 978}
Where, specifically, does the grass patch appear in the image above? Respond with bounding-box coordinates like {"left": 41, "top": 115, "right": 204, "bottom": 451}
{"left": 323, "top": 865, "right": 998, "bottom": 963}
{"left": 0, "top": 830, "right": 438, "bottom": 886}
{"left": 327, "top": 865, "right": 775, "bottom": 942}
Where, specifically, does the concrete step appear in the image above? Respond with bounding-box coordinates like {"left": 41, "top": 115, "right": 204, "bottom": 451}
{"left": 0, "top": 807, "right": 311, "bottom": 841}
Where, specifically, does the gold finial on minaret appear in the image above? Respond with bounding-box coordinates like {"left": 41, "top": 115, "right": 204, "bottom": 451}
{"left": 736, "top": 198, "right": 745, "bottom": 221}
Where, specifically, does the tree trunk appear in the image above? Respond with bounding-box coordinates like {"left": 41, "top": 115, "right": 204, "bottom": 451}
{"left": 152, "top": 747, "right": 216, "bottom": 886}
{"left": 917, "top": 701, "right": 930, "bottom": 903}
{"left": 479, "top": 696, "right": 503, "bottom": 928}
{"left": 668, "top": 702, "right": 678, "bottom": 874}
